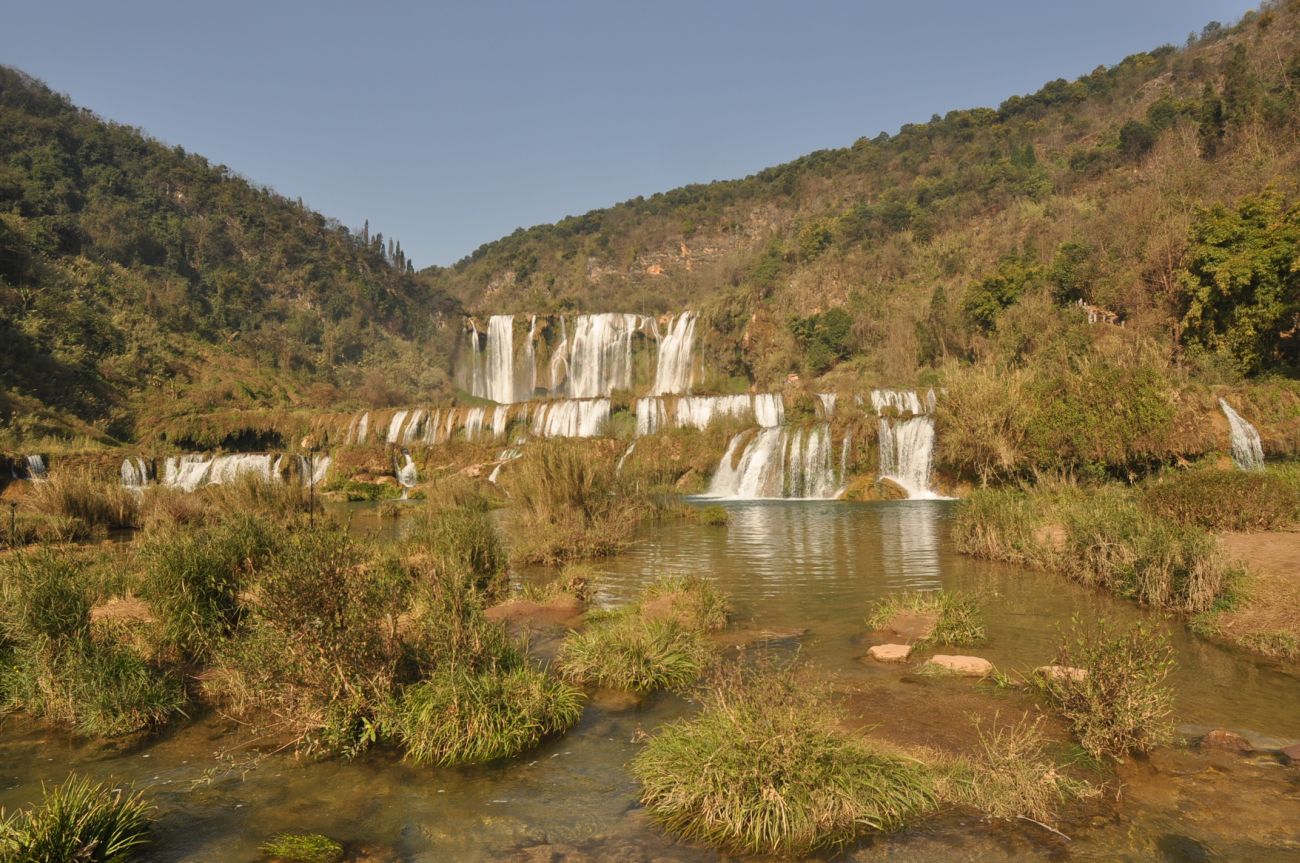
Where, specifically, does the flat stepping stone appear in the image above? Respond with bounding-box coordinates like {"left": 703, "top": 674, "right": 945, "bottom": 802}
{"left": 867, "top": 643, "right": 913, "bottom": 663}
{"left": 880, "top": 610, "right": 938, "bottom": 643}
{"left": 1034, "top": 665, "right": 1087, "bottom": 683}
{"left": 1200, "top": 728, "right": 1253, "bottom": 753}
{"left": 926, "top": 655, "right": 993, "bottom": 677}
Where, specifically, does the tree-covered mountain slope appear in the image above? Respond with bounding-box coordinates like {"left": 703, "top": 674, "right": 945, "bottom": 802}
{"left": 0, "top": 66, "right": 460, "bottom": 446}
{"left": 426, "top": 5, "right": 1300, "bottom": 390}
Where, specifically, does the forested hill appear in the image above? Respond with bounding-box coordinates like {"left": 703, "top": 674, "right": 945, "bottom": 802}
{"left": 425, "top": 4, "right": 1300, "bottom": 389}
{"left": 0, "top": 66, "right": 460, "bottom": 445}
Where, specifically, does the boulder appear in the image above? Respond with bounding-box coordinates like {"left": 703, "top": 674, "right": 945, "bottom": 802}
{"left": 867, "top": 643, "right": 913, "bottom": 663}
{"left": 1200, "top": 728, "right": 1253, "bottom": 753}
{"left": 926, "top": 655, "right": 994, "bottom": 677}
{"left": 1034, "top": 665, "right": 1087, "bottom": 683}
{"left": 1281, "top": 742, "right": 1300, "bottom": 763}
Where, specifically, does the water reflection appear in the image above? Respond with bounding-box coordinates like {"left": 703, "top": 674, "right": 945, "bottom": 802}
{"left": 878, "top": 501, "right": 942, "bottom": 591}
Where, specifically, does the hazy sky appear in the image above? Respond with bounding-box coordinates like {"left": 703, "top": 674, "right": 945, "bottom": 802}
{"left": 3, "top": 1, "right": 1257, "bottom": 267}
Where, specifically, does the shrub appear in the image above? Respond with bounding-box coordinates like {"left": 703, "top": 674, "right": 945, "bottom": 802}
{"left": 694, "top": 505, "right": 730, "bottom": 526}
{"left": 0, "top": 774, "right": 152, "bottom": 863}
{"left": 1142, "top": 468, "right": 1300, "bottom": 531}
{"left": 140, "top": 514, "right": 280, "bottom": 663}
{"left": 259, "top": 833, "right": 344, "bottom": 863}
{"left": 632, "top": 665, "right": 933, "bottom": 857}
{"left": 557, "top": 615, "right": 712, "bottom": 693}
{"left": 951, "top": 488, "right": 1049, "bottom": 565}
{"left": 1037, "top": 619, "right": 1176, "bottom": 760}
{"left": 391, "top": 666, "right": 584, "bottom": 766}
{"left": 937, "top": 715, "right": 1092, "bottom": 823}
{"left": 866, "top": 590, "right": 986, "bottom": 645}
{"left": 28, "top": 471, "right": 139, "bottom": 532}
{"left": 404, "top": 506, "right": 504, "bottom": 595}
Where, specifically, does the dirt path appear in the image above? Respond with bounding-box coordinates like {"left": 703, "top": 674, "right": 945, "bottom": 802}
{"left": 1214, "top": 532, "right": 1300, "bottom": 659}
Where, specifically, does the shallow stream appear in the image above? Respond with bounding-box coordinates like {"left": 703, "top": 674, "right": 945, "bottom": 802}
{"left": 2, "top": 501, "right": 1298, "bottom": 861}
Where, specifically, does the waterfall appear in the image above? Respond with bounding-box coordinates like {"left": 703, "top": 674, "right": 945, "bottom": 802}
{"left": 652, "top": 312, "right": 696, "bottom": 395}
{"left": 706, "top": 425, "right": 845, "bottom": 500}
{"left": 162, "top": 454, "right": 279, "bottom": 492}
{"left": 549, "top": 317, "right": 570, "bottom": 396}
{"left": 817, "top": 393, "right": 837, "bottom": 419}
{"left": 402, "top": 409, "right": 426, "bottom": 444}
{"left": 872, "top": 389, "right": 942, "bottom": 499}
{"left": 616, "top": 440, "right": 637, "bottom": 472}
{"left": 355, "top": 412, "right": 370, "bottom": 444}
{"left": 636, "top": 397, "right": 669, "bottom": 436}
{"left": 487, "top": 446, "right": 524, "bottom": 484}
{"left": 564, "top": 313, "right": 648, "bottom": 398}
{"left": 298, "top": 454, "right": 331, "bottom": 487}
{"left": 462, "top": 406, "right": 488, "bottom": 440}
{"left": 491, "top": 405, "right": 510, "bottom": 439}
{"left": 24, "top": 454, "right": 47, "bottom": 480}
{"left": 753, "top": 393, "right": 785, "bottom": 427}
{"left": 397, "top": 453, "right": 420, "bottom": 488}
{"left": 1219, "top": 399, "right": 1264, "bottom": 471}
{"left": 386, "top": 410, "right": 409, "bottom": 444}
{"left": 120, "top": 457, "right": 151, "bottom": 488}
{"left": 531, "top": 399, "right": 610, "bottom": 438}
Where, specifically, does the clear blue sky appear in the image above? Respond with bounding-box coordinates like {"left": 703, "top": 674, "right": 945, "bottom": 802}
{"left": 2, "top": 1, "right": 1256, "bottom": 267}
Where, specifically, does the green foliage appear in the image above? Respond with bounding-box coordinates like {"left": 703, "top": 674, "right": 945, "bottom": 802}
{"left": 404, "top": 505, "right": 504, "bottom": 594}
{"left": 1047, "top": 241, "right": 1098, "bottom": 304}
{"left": 693, "top": 505, "right": 729, "bottom": 526}
{"left": 28, "top": 471, "right": 139, "bottom": 533}
{"left": 1141, "top": 467, "right": 1300, "bottom": 531}
{"left": 640, "top": 574, "right": 729, "bottom": 633}
{"left": 951, "top": 488, "right": 1049, "bottom": 565}
{"left": 1038, "top": 619, "right": 1176, "bottom": 760}
{"left": 259, "top": 833, "right": 344, "bottom": 863}
{"left": 962, "top": 254, "right": 1041, "bottom": 333}
{"left": 789, "top": 306, "right": 855, "bottom": 374}
{"left": 631, "top": 664, "right": 933, "bottom": 857}
{"left": 391, "top": 666, "right": 583, "bottom": 766}
{"left": 1180, "top": 192, "right": 1300, "bottom": 375}
{"left": 866, "top": 590, "right": 986, "bottom": 646}
{"left": 1117, "top": 119, "right": 1157, "bottom": 160}
{"left": 0, "top": 775, "right": 152, "bottom": 863}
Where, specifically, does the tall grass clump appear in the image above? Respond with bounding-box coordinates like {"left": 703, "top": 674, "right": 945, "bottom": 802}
{"left": 866, "top": 590, "right": 985, "bottom": 645}
{"left": 139, "top": 513, "right": 280, "bottom": 663}
{"left": 1059, "top": 491, "right": 1232, "bottom": 614}
{"left": 557, "top": 615, "right": 712, "bottom": 693}
{"left": 28, "top": 471, "right": 139, "bottom": 533}
{"left": 207, "top": 528, "right": 407, "bottom": 756}
{"left": 1141, "top": 467, "right": 1300, "bottom": 531}
{"left": 0, "top": 775, "right": 152, "bottom": 863}
{"left": 0, "top": 550, "right": 183, "bottom": 736}
{"left": 951, "top": 488, "right": 1051, "bottom": 566}
{"left": 936, "top": 715, "right": 1092, "bottom": 823}
{"left": 640, "top": 574, "right": 729, "bottom": 632}
{"left": 1037, "top": 619, "right": 1176, "bottom": 761}
{"left": 259, "top": 832, "right": 344, "bottom": 863}
{"left": 632, "top": 664, "right": 933, "bottom": 857}
{"left": 200, "top": 472, "right": 308, "bottom": 522}
{"left": 404, "top": 505, "right": 504, "bottom": 595}
{"left": 390, "top": 666, "right": 584, "bottom": 765}
{"left": 502, "top": 440, "right": 644, "bottom": 565}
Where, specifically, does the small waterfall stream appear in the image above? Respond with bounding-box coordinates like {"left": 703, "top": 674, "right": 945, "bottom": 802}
{"left": 121, "top": 457, "right": 151, "bottom": 488}
{"left": 705, "top": 425, "right": 845, "bottom": 500}
{"left": 651, "top": 312, "right": 696, "bottom": 395}
{"left": 871, "top": 389, "right": 943, "bottom": 499}
{"left": 1219, "top": 399, "right": 1265, "bottom": 471}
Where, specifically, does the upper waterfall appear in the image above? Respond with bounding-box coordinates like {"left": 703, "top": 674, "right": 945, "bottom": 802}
{"left": 651, "top": 312, "right": 697, "bottom": 395}
{"left": 1219, "top": 398, "right": 1264, "bottom": 471}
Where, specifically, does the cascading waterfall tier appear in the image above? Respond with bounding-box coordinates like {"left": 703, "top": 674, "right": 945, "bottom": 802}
{"left": 634, "top": 393, "right": 783, "bottom": 436}
{"left": 705, "top": 425, "right": 846, "bottom": 500}
{"left": 460, "top": 312, "right": 698, "bottom": 403}
{"left": 162, "top": 453, "right": 281, "bottom": 492}
{"left": 1219, "top": 399, "right": 1264, "bottom": 471}
{"left": 871, "top": 389, "right": 942, "bottom": 500}
{"left": 23, "top": 454, "right": 48, "bottom": 480}
{"left": 121, "top": 457, "right": 151, "bottom": 488}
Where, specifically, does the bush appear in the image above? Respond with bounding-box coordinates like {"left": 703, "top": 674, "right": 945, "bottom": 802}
{"left": 694, "top": 505, "right": 730, "bottom": 526}
{"left": 0, "top": 774, "right": 152, "bottom": 863}
{"left": 391, "top": 666, "right": 584, "bottom": 766}
{"left": 632, "top": 665, "right": 933, "bottom": 857}
{"left": 1142, "top": 468, "right": 1300, "bottom": 531}
{"left": 29, "top": 471, "right": 139, "bottom": 532}
{"left": 866, "top": 590, "right": 986, "bottom": 645}
{"left": 140, "top": 514, "right": 280, "bottom": 662}
{"left": 1037, "top": 619, "right": 1176, "bottom": 760}
{"left": 557, "top": 615, "right": 712, "bottom": 693}
{"left": 260, "top": 833, "right": 344, "bottom": 863}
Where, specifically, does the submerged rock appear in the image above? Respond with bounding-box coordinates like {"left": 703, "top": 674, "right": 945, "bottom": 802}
{"left": 1200, "top": 728, "right": 1254, "bottom": 753}
{"left": 877, "top": 610, "right": 938, "bottom": 643}
{"left": 1034, "top": 664, "right": 1087, "bottom": 683}
{"left": 867, "top": 643, "right": 913, "bottom": 663}
{"left": 925, "top": 655, "right": 993, "bottom": 677}
{"left": 1281, "top": 743, "right": 1300, "bottom": 763}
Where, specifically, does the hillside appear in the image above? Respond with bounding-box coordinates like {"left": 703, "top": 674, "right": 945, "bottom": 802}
{"left": 426, "top": 5, "right": 1300, "bottom": 391}
{"left": 0, "top": 66, "right": 460, "bottom": 447}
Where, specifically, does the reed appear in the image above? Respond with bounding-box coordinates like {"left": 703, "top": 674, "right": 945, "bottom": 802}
{"left": 0, "top": 775, "right": 152, "bottom": 863}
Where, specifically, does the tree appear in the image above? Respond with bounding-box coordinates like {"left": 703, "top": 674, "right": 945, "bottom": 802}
{"left": 1179, "top": 192, "right": 1300, "bottom": 375}
{"left": 962, "top": 255, "right": 1041, "bottom": 333}
{"left": 1048, "top": 241, "right": 1097, "bottom": 303}
{"left": 1118, "top": 120, "right": 1156, "bottom": 160}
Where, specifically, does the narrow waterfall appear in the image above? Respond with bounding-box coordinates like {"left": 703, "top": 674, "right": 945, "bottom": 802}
{"left": 706, "top": 425, "right": 845, "bottom": 500}
{"left": 120, "top": 457, "right": 151, "bottom": 488}
{"left": 462, "top": 406, "right": 488, "bottom": 440}
{"left": 298, "top": 454, "right": 331, "bottom": 487}
{"left": 484, "top": 314, "right": 517, "bottom": 403}
{"left": 396, "top": 453, "right": 420, "bottom": 488}
{"left": 1219, "top": 399, "right": 1265, "bottom": 471}
{"left": 636, "top": 397, "right": 668, "bottom": 436}
{"left": 532, "top": 399, "right": 610, "bottom": 438}
{"left": 487, "top": 446, "right": 524, "bottom": 484}
{"left": 352, "top": 412, "right": 370, "bottom": 445}
{"left": 491, "top": 405, "right": 510, "bottom": 439}
{"left": 616, "top": 440, "right": 637, "bottom": 472}
{"left": 816, "top": 393, "right": 837, "bottom": 418}
{"left": 24, "top": 454, "right": 48, "bottom": 480}
{"left": 872, "top": 389, "right": 941, "bottom": 499}
{"left": 402, "top": 409, "right": 427, "bottom": 444}
{"left": 652, "top": 312, "right": 696, "bottom": 395}
{"left": 386, "top": 410, "right": 409, "bottom": 444}
{"left": 753, "top": 393, "right": 785, "bottom": 427}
